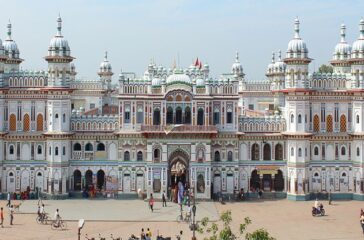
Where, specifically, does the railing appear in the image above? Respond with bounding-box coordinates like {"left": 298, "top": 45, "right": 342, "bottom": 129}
{"left": 239, "top": 116, "right": 286, "bottom": 132}
{"left": 72, "top": 151, "right": 82, "bottom": 160}
{"left": 140, "top": 125, "right": 218, "bottom": 133}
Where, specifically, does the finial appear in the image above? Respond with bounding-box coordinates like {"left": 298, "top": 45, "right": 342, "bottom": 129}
{"left": 278, "top": 50, "right": 282, "bottom": 61}
{"left": 360, "top": 18, "right": 364, "bottom": 39}
{"left": 340, "top": 23, "right": 346, "bottom": 42}
{"left": 294, "top": 17, "right": 300, "bottom": 39}
{"left": 271, "top": 52, "right": 275, "bottom": 63}
{"left": 57, "top": 14, "right": 62, "bottom": 36}
{"left": 235, "top": 51, "right": 239, "bottom": 62}
{"left": 7, "top": 19, "right": 12, "bottom": 40}
{"left": 104, "top": 51, "right": 108, "bottom": 61}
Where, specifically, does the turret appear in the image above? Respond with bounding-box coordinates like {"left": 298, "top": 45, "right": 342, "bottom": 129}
{"left": 331, "top": 24, "right": 351, "bottom": 74}
{"left": 98, "top": 51, "right": 113, "bottom": 90}
{"left": 3, "top": 20, "right": 23, "bottom": 73}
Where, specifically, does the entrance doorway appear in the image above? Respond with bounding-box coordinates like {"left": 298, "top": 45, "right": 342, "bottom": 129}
{"left": 74, "top": 170, "right": 82, "bottom": 191}
{"left": 85, "top": 170, "right": 93, "bottom": 190}
{"left": 97, "top": 170, "right": 105, "bottom": 190}
{"left": 250, "top": 170, "right": 260, "bottom": 191}
{"left": 168, "top": 150, "right": 189, "bottom": 202}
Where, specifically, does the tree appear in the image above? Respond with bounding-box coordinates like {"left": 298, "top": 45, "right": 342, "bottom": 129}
{"left": 198, "top": 210, "right": 275, "bottom": 240}
{"left": 318, "top": 64, "right": 333, "bottom": 74}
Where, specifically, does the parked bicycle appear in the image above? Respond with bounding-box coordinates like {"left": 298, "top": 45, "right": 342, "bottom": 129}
{"left": 176, "top": 211, "right": 191, "bottom": 223}
{"left": 51, "top": 217, "right": 67, "bottom": 230}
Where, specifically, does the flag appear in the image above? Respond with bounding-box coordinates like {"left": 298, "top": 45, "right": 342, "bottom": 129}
{"left": 164, "top": 124, "right": 183, "bottom": 135}
{"left": 194, "top": 57, "right": 199, "bottom": 67}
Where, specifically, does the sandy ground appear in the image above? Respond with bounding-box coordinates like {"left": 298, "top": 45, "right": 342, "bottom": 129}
{"left": 0, "top": 199, "right": 362, "bottom": 240}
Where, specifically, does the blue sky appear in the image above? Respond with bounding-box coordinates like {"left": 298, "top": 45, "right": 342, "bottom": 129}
{"left": 0, "top": 0, "right": 363, "bottom": 80}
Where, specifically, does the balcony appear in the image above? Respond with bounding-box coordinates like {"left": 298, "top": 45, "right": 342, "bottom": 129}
{"left": 140, "top": 125, "right": 218, "bottom": 134}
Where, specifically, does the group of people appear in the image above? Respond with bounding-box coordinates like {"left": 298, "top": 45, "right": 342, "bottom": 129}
{"left": 140, "top": 228, "right": 153, "bottom": 240}
{"left": 0, "top": 206, "right": 13, "bottom": 227}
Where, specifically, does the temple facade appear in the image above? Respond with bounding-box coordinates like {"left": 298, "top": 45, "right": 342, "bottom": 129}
{"left": 1, "top": 16, "right": 364, "bottom": 200}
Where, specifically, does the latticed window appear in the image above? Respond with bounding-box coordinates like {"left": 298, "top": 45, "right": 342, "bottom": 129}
{"left": 326, "top": 115, "right": 333, "bottom": 132}
{"left": 9, "top": 114, "right": 16, "bottom": 131}
{"left": 251, "top": 144, "right": 260, "bottom": 160}
{"left": 340, "top": 115, "right": 347, "bottom": 132}
{"left": 313, "top": 115, "right": 320, "bottom": 132}
{"left": 23, "top": 114, "right": 30, "bottom": 132}
{"left": 36, "top": 114, "right": 43, "bottom": 131}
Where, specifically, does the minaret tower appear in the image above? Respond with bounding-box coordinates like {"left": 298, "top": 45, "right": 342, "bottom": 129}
{"left": 283, "top": 18, "right": 311, "bottom": 201}
{"left": 44, "top": 15, "right": 74, "bottom": 198}
{"left": 98, "top": 51, "right": 113, "bottom": 90}
{"left": 45, "top": 15, "right": 74, "bottom": 87}
{"left": 3, "top": 20, "right": 23, "bottom": 73}
{"left": 330, "top": 24, "right": 351, "bottom": 75}
{"left": 349, "top": 18, "right": 364, "bottom": 89}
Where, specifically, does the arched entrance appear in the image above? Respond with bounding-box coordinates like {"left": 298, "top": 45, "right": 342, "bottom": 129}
{"left": 168, "top": 150, "right": 189, "bottom": 202}
{"left": 274, "top": 170, "right": 284, "bottom": 191}
{"left": 73, "top": 170, "right": 82, "bottom": 191}
{"left": 250, "top": 170, "right": 260, "bottom": 191}
{"left": 97, "top": 170, "right": 105, "bottom": 190}
{"left": 85, "top": 170, "right": 93, "bottom": 190}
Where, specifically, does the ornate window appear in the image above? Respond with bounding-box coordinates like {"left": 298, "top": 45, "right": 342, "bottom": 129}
{"left": 37, "top": 145, "right": 42, "bottom": 154}
{"left": 341, "top": 146, "right": 346, "bottom": 155}
{"left": 55, "top": 147, "right": 59, "bottom": 156}
{"left": 97, "top": 143, "right": 105, "bottom": 151}
{"left": 63, "top": 146, "right": 66, "bottom": 155}
{"left": 251, "top": 144, "right": 260, "bottom": 160}
{"left": 124, "top": 151, "right": 130, "bottom": 161}
{"left": 185, "top": 106, "right": 191, "bottom": 124}
{"left": 23, "top": 114, "right": 30, "bottom": 132}
{"left": 214, "top": 151, "right": 221, "bottom": 162}
{"left": 290, "top": 114, "right": 294, "bottom": 123}
{"left": 73, "top": 143, "right": 81, "bottom": 151}
{"left": 326, "top": 115, "right": 333, "bottom": 132}
{"left": 153, "top": 108, "right": 160, "bottom": 125}
{"left": 298, "top": 148, "right": 302, "bottom": 157}
{"left": 340, "top": 115, "right": 347, "bottom": 132}
{"left": 9, "top": 114, "right": 16, "bottom": 131}
{"left": 357, "top": 115, "right": 360, "bottom": 124}
{"left": 290, "top": 147, "right": 294, "bottom": 156}
{"left": 166, "top": 107, "right": 173, "bottom": 124}
{"left": 298, "top": 114, "right": 302, "bottom": 124}
{"left": 197, "top": 108, "right": 204, "bottom": 125}
{"left": 137, "top": 151, "right": 143, "bottom": 161}
{"left": 9, "top": 145, "right": 14, "bottom": 155}
{"left": 314, "top": 146, "right": 319, "bottom": 156}
{"left": 313, "top": 115, "right": 320, "bottom": 132}
{"left": 85, "top": 143, "right": 93, "bottom": 151}
{"left": 227, "top": 151, "right": 233, "bottom": 161}
{"left": 213, "top": 108, "right": 220, "bottom": 125}
{"left": 263, "top": 144, "right": 271, "bottom": 160}
{"left": 275, "top": 144, "right": 283, "bottom": 160}
{"left": 153, "top": 149, "right": 160, "bottom": 162}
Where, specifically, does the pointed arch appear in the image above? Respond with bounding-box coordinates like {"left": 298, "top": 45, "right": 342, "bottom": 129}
{"left": 23, "top": 113, "right": 30, "bottom": 132}
{"left": 340, "top": 114, "right": 347, "bottom": 132}
{"left": 313, "top": 115, "right": 320, "bottom": 132}
{"left": 9, "top": 114, "right": 16, "bottom": 131}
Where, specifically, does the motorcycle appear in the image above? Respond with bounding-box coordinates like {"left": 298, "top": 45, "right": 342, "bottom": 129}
{"left": 312, "top": 204, "right": 325, "bottom": 216}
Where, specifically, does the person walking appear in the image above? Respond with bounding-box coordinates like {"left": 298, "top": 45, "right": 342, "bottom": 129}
{"left": 54, "top": 209, "right": 60, "bottom": 227}
{"left": 9, "top": 205, "right": 14, "bottom": 226}
{"left": 0, "top": 207, "right": 4, "bottom": 228}
{"left": 140, "top": 228, "right": 146, "bottom": 240}
{"left": 147, "top": 228, "right": 152, "bottom": 239}
{"left": 360, "top": 212, "right": 364, "bottom": 234}
{"left": 162, "top": 191, "right": 167, "bottom": 207}
{"left": 6, "top": 192, "right": 11, "bottom": 207}
{"left": 149, "top": 194, "right": 154, "bottom": 212}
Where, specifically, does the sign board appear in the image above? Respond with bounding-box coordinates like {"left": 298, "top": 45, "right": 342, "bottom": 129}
{"left": 256, "top": 166, "right": 279, "bottom": 175}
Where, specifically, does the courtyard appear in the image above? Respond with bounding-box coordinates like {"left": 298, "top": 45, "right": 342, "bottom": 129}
{"left": 0, "top": 198, "right": 362, "bottom": 240}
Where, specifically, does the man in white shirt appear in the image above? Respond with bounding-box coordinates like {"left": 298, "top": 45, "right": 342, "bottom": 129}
{"left": 54, "top": 209, "right": 60, "bottom": 227}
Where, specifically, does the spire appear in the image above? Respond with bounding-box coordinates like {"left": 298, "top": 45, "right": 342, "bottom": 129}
{"left": 278, "top": 50, "right": 282, "bottom": 61}
{"left": 360, "top": 18, "right": 364, "bottom": 39}
{"left": 294, "top": 17, "right": 300, "bottom": 39}
{"left": 235, "top": 51, "right": 240, "bottom": 62}
{"left": 57, "top": 14, "right": 62, "bottom": 36}
{"left": 7, "top": 19, "right": 12, "bottom": 40}
{"left": 340, "top": 23, "right": 346, "bottom": 42}
{"left": 104, "top": 51, "right": 108, "bottom": 61}
{"left": 271, "top": 52, "right": 275, "bottom": 63}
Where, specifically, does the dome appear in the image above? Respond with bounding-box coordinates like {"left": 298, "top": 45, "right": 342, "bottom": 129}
{"left": 352, "top": 18, "right": 364, "bottom": 59}
{"left": 196, "top": 78, "right": 205, "bottom": 87}
{"left": 48, "top": 15, "right": 71, "bottom": 57}
{"left": 333, "top": 24, "right": 351, "bottom": 60}
{"left": 231, "top": 52, "right": 244, "bottom": 76}
{"left": 151, "top": 77, "right": 161, "bottom": 86}
{"left": 266, "top": 52, "right": 275, "bottom": 74}
{"left": 286, "top": 18, "right": 308, "bottom": 58}
{"left": 3, "top": 21, "right": 20, "bottom": 59}
{"left": 166, "top": 69, "right": 191, "bottom": 85}
{"left": 274, "top": 51, "right": 286, "bottom": 73}
{"left": 99, "top": 51, "right": 112, "bottom": 72}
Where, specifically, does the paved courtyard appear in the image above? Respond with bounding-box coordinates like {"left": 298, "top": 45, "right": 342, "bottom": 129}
{"left": 0, "top": 199, "right": 362, "bottom": 240}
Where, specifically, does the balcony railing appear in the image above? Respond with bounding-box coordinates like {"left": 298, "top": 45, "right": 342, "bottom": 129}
{"left": 140, "top": 125, "right": 218, "bottom": 134}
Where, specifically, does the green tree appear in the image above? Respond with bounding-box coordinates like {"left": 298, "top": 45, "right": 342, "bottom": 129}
{"left": 198, "top": 210, "right": 275, "bottom": 240}
{"left": 318, "top": 64, "right": 333, "bottom": 73}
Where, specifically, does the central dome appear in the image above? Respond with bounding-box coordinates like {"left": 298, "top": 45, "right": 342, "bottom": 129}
{"left": 166, "top": 69, "right": 191, "bottom": 85}
{"left": 48, "top": 15, "right": 71, "bottom": 57}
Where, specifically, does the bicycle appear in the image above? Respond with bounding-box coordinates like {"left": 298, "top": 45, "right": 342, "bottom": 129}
{"left": 176, "top": 211, "right": 191, "bottom": 223}
{"left": 51, "top": 218, "right": 67, "bottom": 230}
{"left": 36, "top": 213, "right": 50, "bottom": 225}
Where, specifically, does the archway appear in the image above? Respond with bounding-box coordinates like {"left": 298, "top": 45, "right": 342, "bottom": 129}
{"left": 197, "top": 108, "right": 204, "bottom": 125}
{"left": 85, "top": 170, "right": 93, "bottom": 190}
{"left": 274, "top": 170, "right": 284, "bottom": 191}
{"left": 175, "top": 106, "right": 182, "bottom": 124}
{"left": 74, "top": 170, "right": 82, "bottom": 191}
{"left": 97, "top": 170, "right": 105, "bottom": 190}
{"left": 263, "top": 144, "right": 271, "bottom": 160}
{"left": 250, "top": 170, "right": 260, "bottom": 191}
{"left": 168, "top": 150, "right": 189, "bottom": 203}
{"left": 275, "top": 144, "right": 283, "bottom": 160}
